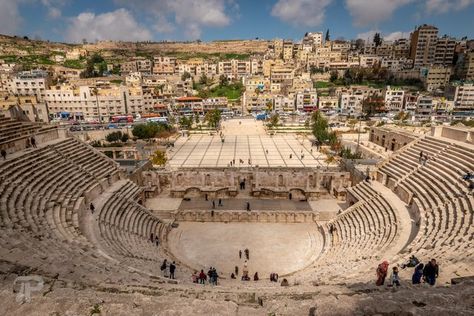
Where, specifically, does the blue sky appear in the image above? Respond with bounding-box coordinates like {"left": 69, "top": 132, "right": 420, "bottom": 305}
{"left": 1, "top": 0, "right": 473, "bottom": 43}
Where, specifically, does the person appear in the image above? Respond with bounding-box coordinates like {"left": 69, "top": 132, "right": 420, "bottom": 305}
{"left": 90, "top": 203, "right": 95, "bottom": 214}
{"left": 419, "top": 151, "right": 423, "bottom": 163}
{"left": 245, "top": 248, "right": 249, "bottom": 260}
{"left": 26, "top": 138, "right": 31, "bottom": 148}
{"left": 199, "top": 269, "right": 207, "bottom": 284}
{"left": 218, "top": 198, "right": 222, "bottom": 206}
{"left": 270, "top": 273, "right": 275, "bottom": 282}
{"left": 212, "top": 200, "right": 215, "bottom": 209}
{"left": 462, "top": 172, "right": 473, "bottom": 181}
{"left": 155, "top": 235, "right": 160, "bottom": 247}
{"left": 207, "top": 267, "right": 213, "bottom": 284}
{"left": 246, "top": 202, "right": 250, "bottom": 211}
{"left": 169, "top": 261, "right": 176, "bottom": 279}
{"left": 205, "top": 194, "right": 208, "bottom": 201}
{"left": 412, "top": 263, "right": 424, "bottom": 284}
{"left": 388, "top": 267, "right": 400, "bottom": 287}
{"left": 254, "top": 272, "right": 259, "bottom": 281}
{"left": 192, "top": 271, "right": 198, "bottom": 283}
{"left": 274, "top": 273, "right": 279, "bottom": 282}
{"left": 150, "top": 233, "right": 154, "bottom": 242}
{"left": 211, "top": 210, "right": 214, "bottom": 217}
{"left": 31, "top": 136, "right": 37, "bottom": 148}
{"left": 376, "top": 261, "right": 389, "bottom": 286}
{"left": 243, "top": 178, "right": 246, "bottom": 189}
{"left": 289, "top": 154, "right": 292, "bottom": 159}
{"left": 1, "top": 149, "right": 6, "bottom": 160}
{"left": 401, "top": 255, "right": 420, "bottom": 269}
{"left": 160, "top": 259, "right": 168, "bottom": 277}
{"left": 289, "top": 193, "right": 292, "bottom": 200}
{"left": 231, "top": 273, "right": 236, "bottom": 279}
{"left": 211, "top": 268, "right": 219, "bottom": 285}
{"left": 239, "top": 250, "right": 242, "bottom": 259}
{"left": 423, "top": 259, "right": 439, "bottom": 286}
{"left": 235, "top": 265, "right": 239, "bottom": 275}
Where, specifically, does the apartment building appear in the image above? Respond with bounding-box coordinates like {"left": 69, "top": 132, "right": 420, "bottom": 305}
{"left": 218, "top": 60, "right": 251, "bottom": 79}
{"left": 242, "top": 91, "right": 273, "bottom": 113}
{"left": 385, "top": 87, "right": 405, "bottom": 112}
{"left": 435, "top": 36, "right": 456, "bottom": 66}
{"left": 359, "top": 55, "right": 382, "bottom": 68}
{"left": 44, "top": 85, "right": 153, "bottom": 121}
{"left": 462, "top": 51, "right": 474, "bottom": 81}
{"left": 283, "top": 41, "right": 294, "bottom": 61}
{"left": 153, "top": 56, "right": 177, "bottom": 75}
{"left": 273, "top": 95, "right": 295, "bottom": 112}
{"left": 121, "top": 58, "right": 152, "bottom": 74}
{"left": 243, "top": 75, "right": 268, "bottom": 92}
{"left": 304, "top": 32, "right": 323, "bottom": 47}
{"left": 8, "top": 70, "right": 50, "bottom": 100}
{"left": 340, "top": 92, "right": 365, "bottom": 115}
{"left": 295, "top": 89, "right": 318, "bottom": 112}
{"left": 421, "top": 66, "right": 452, "bottom": 92}
{"left": 270, "top": 67, "right": 294, "bottom": 83}
{"left": 250, "top": 58, "right": 264, "bottom": 75}
{"left": 453, "top": 83, "right": 474, "bottom": 115}
{"left": 318, "top": 96, "right": 339, "bottom": 113}
{"left": 415, "top": 95, "right": 435, "bottom": 116}
{"left": 410, "top": 24, "right": 439, "bottom": 68}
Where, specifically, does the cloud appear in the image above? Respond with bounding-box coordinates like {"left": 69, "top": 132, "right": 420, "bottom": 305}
{"left": 113, "top": 0, "right": 233, "bottom": 39}
{"left": 48, "top": 7, "right": 61, "bottom": 18}
{"left": 0, "top": 0, "right": 22, "bottom": 35}
{"left": 66, "top": 9, "right": 152, "bottom": 43}
{"left": 356, "top": 30, "right": 410, "bottom": 41}
{"left": 425, "top": 0, "right": 474, "bottom": 13}
{"left": 345, "top": 0, "right": 414, "bottom": 26}
{"left": 271, "top": 0, "right": 332, "bottom": 27}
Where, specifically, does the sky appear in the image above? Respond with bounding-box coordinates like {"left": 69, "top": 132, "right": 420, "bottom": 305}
{"left": 0, "top": 0, "right": 473, "bottom": 43}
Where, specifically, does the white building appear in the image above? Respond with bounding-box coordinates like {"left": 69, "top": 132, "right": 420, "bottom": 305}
{"left": 340, "top": 92, "right": 365, "bottom": 115}
{"left": 8, "top": 70, "right": 50, "bottom": 100}
{"left": 453, "top": 83, "right": 474, "bottom": 116}
{"left": 385, "top": 87, "right": 405, "bottom": 112}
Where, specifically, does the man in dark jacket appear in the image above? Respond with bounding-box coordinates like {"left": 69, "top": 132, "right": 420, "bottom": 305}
{"left": 169, "top": 261, "right": 176, "bottom": 279}
{"left": 423, "top": 259, "right": 439, "bottom": 285}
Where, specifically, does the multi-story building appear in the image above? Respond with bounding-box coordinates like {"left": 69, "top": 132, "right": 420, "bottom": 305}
{"left": 359, "top": 55, "right": 382, "bottom": 68}
{"left": 453, "top": 83, "right": 474, "bottom": 116}
{"left": 421, "top": 66, "right": 452, "bottom": 92}
{"left": 295, "top": 89, "right": 318, "bottom": 112}
{"left": 340, "top": 92, "right": 365, "bottom": 115}
{"left": 384, "top": 87, "right": 405, "bottom": 112}
{"left": 218, "top": 59, "right": 251, "bottom": 79}
{"left": 410, "top": 24, "right": 439, "bottom": 68}
{"left": 462, "top": 51, "right": 474, "bottom": 81}
{"left": 318, "top": 96, "right": 339, "bottom": 113}
{"left": 273, "top": 95, "right": 295, "bottom": 112}
{"left": 283, "top": 41, "right": 294, "bottom": 61}
{"left": 242, "top": 92, "right": 273, "bottom": 113}
{"left": 404, "top": 93, "right": 419, "bottom": 113}
{"left": 304, "top": 32, "right": 323, "bottom": 47}
{"left": 8, "top": 70, "right": 50, "bottom": 100}
{"left": 44, "top": 85, "right": 154, "bottom": 122}
{"left": 434, "top": 36, "right": 456, "bottom": 66}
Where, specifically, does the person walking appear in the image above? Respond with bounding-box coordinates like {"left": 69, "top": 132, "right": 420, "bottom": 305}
{"left": 389, "top": 267, "right": 400, "bottom": 287}
{"left": 199, "top": 269, "right": 207, "bottom": 284}
{"left": 412, "top": 263, "right": 424, "bottom": 284}
{"left": 423, "top": 259, "right": 439, "bottom": 286}
{"left": 1, "top": 149, "right": 6, "bottom": 160}
{"left": 169, "top": 261, "right": 176, "bottom": 279}
{"left": 376, "top": 261, "right": 389, "bottom": 286}
{"left": 160, "top": 259, "right": 168, "bottom": 277}
{"left": 31, "top": 136, "right": 37, "bottom": 148}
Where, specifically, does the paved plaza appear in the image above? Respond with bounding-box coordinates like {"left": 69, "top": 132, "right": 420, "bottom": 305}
{"left": 179, "top": 198, "right": 312, "bottom": 211}
{"left": 168, "top": 119, "right": 326, "bottom": 168}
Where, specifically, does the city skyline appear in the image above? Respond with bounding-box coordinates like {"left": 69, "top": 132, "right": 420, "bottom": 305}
{"left": 1, "top": 0, "right": 473, "bottom": 43}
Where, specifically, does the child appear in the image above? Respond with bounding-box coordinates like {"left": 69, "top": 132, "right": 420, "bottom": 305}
{"left": 389, "top": 266, "right": 401, "bottom": 287}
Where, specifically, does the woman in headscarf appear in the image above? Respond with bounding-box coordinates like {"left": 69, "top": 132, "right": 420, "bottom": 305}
{"left": 376, "top": 261, "right": 389, "bottom": 286}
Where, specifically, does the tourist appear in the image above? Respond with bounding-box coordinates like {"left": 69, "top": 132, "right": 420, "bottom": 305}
{"left": 388, "top": 267, "right": 400, "bottom": 287}
{"left": 235, "top": 265, "right": 239, "bottom": 275}
{"left": 233, "top": 159, "right": 235, "bottom": 165}
{"left": 205, "top": 194, "right": 208, "bottom": 201}
{"left": 170, "top": 261, "right": 176, "bottom": 279}
{"left": 289, "top": 193, "right": 292, "bottom": 200}
{"left": 243, "top": 178, "right": 246, "bottom": 189}
{"left": 212, "top": 200, "right": 215, "bottom": 209}
{"left": 155, "top": 236, "right": 160, "bottom": 247}
{"left": 245, "top": 248, "right": 249, "bottom": 260}
{"left": 270, "top": 273, "right": 274, "bottom": 282}
{"left": 1, "top": 149, "right": 6, "bottom": 160}
{"left": 90, "top": 203, "right": 95, "bottom": 214}
{"left": 160, "top": 259, "right": 168, "bottom": 277}
{"left": 218, "top": 198, "right": 222, "bottom": 206}
{"left": 274, "top": 273, "right": 279, "bottom": 282}
{"left": 419, "top": 151, "right": 423, "bottom": 163}
{"left": 212, "top": 268, "right": 219, "bottom": 285}
{"left": 207, "top": 267, "right": 213, "bottom": 284}
{"left": 31, "top": 136, "right": 37, "bottom": 148}
{"left": 412, "top": 263, "right": 424, "bottom": 284}
{"left": 401, "top": 255, "right": 419, "bottom": 269}
{"left": 192, "top": 271, "right": 198, "bottom": 283}
{"left": 376, "top": 261, "right": 389, "bottom": 286}
{"left": 290, "top": 154, "right": 292, "bottom": 159}
{"left": 239, "top": 250, "right": 242, "bottom": 259}
{"left": 254, "top": 272, "right": 259, "bottom": 281}
{"left": 231, "top": 273, "right": 236, "bottom": 279}
{"left": 211, "top": 210, "right": 214, "bottom": 217}
{"left": 246, "top": 201, "right": 251, "bottom": 211}
{"left": 462, "top": 172, "right": 473, "bottom": 181}
{"left": 150, "top": 233, "right": 154, "bottom": 242}
{"left": 199, "top": 269, "right": 207, "bottom": 284}
{"left": 423, "top": 259, "right": 439, "bottom": 286}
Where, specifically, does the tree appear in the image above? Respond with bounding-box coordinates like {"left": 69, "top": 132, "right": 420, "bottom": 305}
{"left": 199, "top": 74, "right": 209, "bottom": 85}
{"left": 325, "top": 29, "right": 330, "bottom": 42}
{"left": 106, "top": 131, "right": 128, "bottom": 143}
{"left": 179, "top": 116, "right": 193, "bottom": 129}
{"left": 181, "top": 71, "right": 191, "bottom": 81}
{"left": 150, "top": 150, "right": 167, "bottom": 166}
{"left": 219, "top": 74, "right": 228, "bottom": 86}
{"left": 329, "top": 71, "right": 338, "bottom": 83}
{"left": 132, "top": 122, "right": 171, "bottom": 139}
{"left": 311, "top": 111, "right": 330, "bottom": 145}
{"left": 269, "top": 113, "right": 280, "bottom": 128}
{"left": 204, "top": 109, "right": 221, "bottom": 129}
{"left": 373, "top": 33, "right": 383, "bottom": 47}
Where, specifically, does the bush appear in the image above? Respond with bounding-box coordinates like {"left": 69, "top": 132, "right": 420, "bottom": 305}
{"left": 106, "top": 131, "right": 128, "bottom": 143}
{"left": 132, "top": 122, "right": 172, "bottom": 139}
{"left": 150, "top": 150, "right": 167, "bottom": 166}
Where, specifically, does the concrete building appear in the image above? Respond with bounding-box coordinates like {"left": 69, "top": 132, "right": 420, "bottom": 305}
{"left": 218, "top": 60, "right": 251, "bottom": 79}
{"left": 385, "top": 87, "right": 405, "bottom": 112}
{"left": 435, "top": 36, "right": 456, "bottom": 66}
{"left": 44, "top": 85, "right": 154, "bottom": 122}
{"left": 410, "top": 24, "right": 438, "bottom": 68}
{"left": 273, "top": 95, "right": 295, "bottom": 112}
{"left": 453, "top": 83, "right": 474, "bottom": 116}
{"left": 415, "top": 95, "right": 435, "bottom": 116}
{"left": 304, "top": 32, "right": 323, "bottom": 47}
{"left": 340, "top": 92, "right": 365, "bottom": 115}
{"left": 283, "top": 41, "right": 294, "bottom": 61}
{"left": 462, "top": 51, "right": 474, "bottom": 81}
{"left": 421, "top": 66, "right": 452, "bottom": 92}
{"left": 295, "top": 89, "right": 318, "bottom": 112}
{"left": 8, "top": 70, "right": 50, "bottom": 100}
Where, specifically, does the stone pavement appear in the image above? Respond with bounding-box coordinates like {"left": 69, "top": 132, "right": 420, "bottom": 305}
{"left": 179, "top": 198, "right": 312, "bottom": 211}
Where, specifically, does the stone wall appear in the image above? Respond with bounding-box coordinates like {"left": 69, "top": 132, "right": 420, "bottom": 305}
{"left": 144, "top": 168, "right": 351, "bottom": 200}
{"left": 175, "top": 210, "right": 319, "bottom": 223}
{"left": 369, "top": 127, "right": 418, "bottom": 152}
{"left": 432, "top": 126, "right": 473, "bottom": 144}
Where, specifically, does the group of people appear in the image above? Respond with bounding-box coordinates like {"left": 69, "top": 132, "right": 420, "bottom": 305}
{"left": 269, "top": 272, "right": 279, "bottom": 282}
{"left": 419, "top": 151, "right": 430, "bottom": 165}
{"left": 160, "top": 259, "right": 177, "bottom": 279}
{"left": 150, "top": 233, "right": 160, "bottom": 247}
{"left": 211, "top": 199, "right": 223, "bottom": 209}
{"left": 376, "top": 257, "right": 439, "bottom": 287}
{"left": 193, "top": 267, "right": 219, "bottom": 285}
